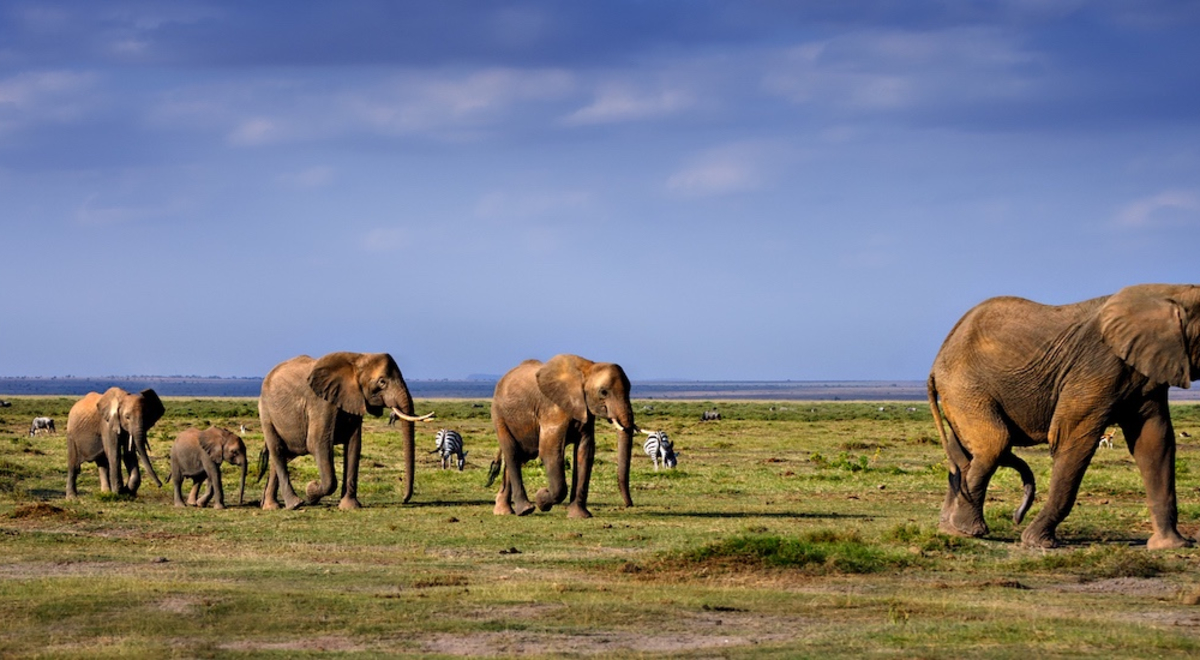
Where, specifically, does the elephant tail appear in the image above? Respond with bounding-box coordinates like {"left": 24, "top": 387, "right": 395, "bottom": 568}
{"left": 255, "top": 447, "right": 269, "bottom": 484}
{"left": 999, "top": 451, "right": 1037, "bottom": 525}
{"left": 928, "top": 374, "right": 970, "bottom": 496}
{"left": 486, "top": 449, "right": 502, "bottom": 488}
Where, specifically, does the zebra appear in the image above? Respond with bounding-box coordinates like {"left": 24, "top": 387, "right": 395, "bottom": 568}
{"left": 29, "top": 416, "right": 56, "bottom": 437}
{"left": 701, "top": 409, "right": 721, "bottom": 421}
{"left": 430, "top": 429, "right": 467, "bottom": 470}
{"left": 643, "top": 431, "right": 678, "bottom": 471}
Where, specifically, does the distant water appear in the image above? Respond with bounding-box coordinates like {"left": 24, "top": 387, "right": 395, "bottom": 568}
{"left": 2, "top": 377, "right": 1196, "bottom": 401}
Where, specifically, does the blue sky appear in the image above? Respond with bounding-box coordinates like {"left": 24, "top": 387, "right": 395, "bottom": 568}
{"left": 2, "top": 1, "right": 1198, "bottom": 381}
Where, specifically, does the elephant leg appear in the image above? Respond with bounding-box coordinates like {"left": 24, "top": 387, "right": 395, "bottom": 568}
{"left": 204, "top": 459, "right": 224, "bottom": 509}
{"left": 338, "top": 426, "right": 362, "bottom": 510}
{"left": 494, "top": 463, "right": 516, "bottom": 515}
{"left": 66, "top": 442, "right": 80, "bottom": 499}
{"left": 1021, "top": 422, "right": 1104, "bottom": 548}
{"left": 567, "top": 428, "right": 595, "bottom": 519}
{"left": 172, "top": 468, "right": 187, "bottom": 507}
{"left": 262, "top": 423, "right": 303, "bottom": 510}
{"left": 536, "top": 423, "right": 571, "bottom": 512}
{"left": 303, "top": 416, "right": 339, "bottom": 507}
{"left": 1124, "top": 412, "right": 1193, "bottom": 549}
{"left": 496, "top": 421, "right": 534, "bottom": 516}
{"left": 123, "top": 448, "right": 141, "bottom": 496}
{"left": 102, "top": 434, "right": 122, "bottom": 494}
{"left": 939, "top": 404, "right": 1006, "bottom": 538}
{"left": 96, "top": 456, "right": 112, "bottom": 493}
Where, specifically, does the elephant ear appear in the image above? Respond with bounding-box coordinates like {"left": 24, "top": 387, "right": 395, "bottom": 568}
{"left": 1099, "top": 286, "right": 1191, "bottom": 389}
{"left": 198, "top": 429, "right": 223, "bottom": 463}
{"left": 309, "top": 352, "right": 368, "bottom": 416}
{"left": 138, "top": 389, "right": 166, "bottom": 428}
{"left": 537, "top": 354, "right": 592, "bottom": 423}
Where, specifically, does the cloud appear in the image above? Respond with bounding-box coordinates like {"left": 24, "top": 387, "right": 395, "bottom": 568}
{"left": 1113, "top": 190, "right": 1200, "bottom": 228}
{"left": 562, "top": 83, "right": 692, "bottom": 125}
{"left": 276, "top": 166, "right": 334, "bottom": 188}
{"left": 665, "top": 142, "right": 777, "bottom": 197}
{"left": 0, "top": 70, "right": 98, "bottom": 130}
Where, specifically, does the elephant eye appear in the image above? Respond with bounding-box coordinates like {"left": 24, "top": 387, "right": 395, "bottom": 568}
{"left": 600, "top": 388, "right": 609, "bottom": 398}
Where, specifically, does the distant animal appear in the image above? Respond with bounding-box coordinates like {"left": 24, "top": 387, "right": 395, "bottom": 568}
{"left": 430, "top": 429, "right": 467, "bottom": 470}
{"left": 701, "top": 409, "right": 721, "bottom": 421}
{"left": 29, "top": 416, "right": 56, "bottom": 436}
{"left": 1099, "top": 431, "right": 1116, "bottom": 449}
{"left": 239, "top": 424, "right": 249, "bottom": 434}
{"left": 0, "top": 400, "right": 10, "bottom": 407}
{"left": 170, "top": 427, "right": 248, "bottom": 509}
{"left": 387, "top": 409, "right": 400, "bottom": 426}
{"left": 642, "top": 431, "right": 678, "bottom": 471}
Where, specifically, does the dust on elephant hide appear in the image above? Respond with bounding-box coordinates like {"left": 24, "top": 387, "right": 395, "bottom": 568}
{"left": 489, "top": 354, "right": 638, "bottom": 519}
{"left": 65, "top": 387, "right": 165, "bottom": 499}
{"left": 170, "top": 427, "right": 248, "bottom": 509}
{"left": 929, "top": 283, "right": 1200, "bottom": 549}
{"left": 257, "top": 352, "right": 433, "bottom": 510}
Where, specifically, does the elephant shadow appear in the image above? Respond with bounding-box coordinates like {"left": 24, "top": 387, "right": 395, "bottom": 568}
{"left": 650, "top": 510, "right": 874, "bottom": 520}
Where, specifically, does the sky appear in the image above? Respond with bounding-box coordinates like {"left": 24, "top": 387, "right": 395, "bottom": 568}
{"left": 2, "top": 1, "right": 1199, "bottom": 382}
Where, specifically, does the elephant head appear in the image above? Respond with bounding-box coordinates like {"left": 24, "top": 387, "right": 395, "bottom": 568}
{"left": 537, "top": 354, "right": 637, "bottom": 508}
{"left": 308, "top": 352, "right": 432, "bottom": 503}
{"left": 98, "top": 387, "right": 165, "bottom": 488}
{"left": 201, "top": 427, "right": 248, "bottom": 505}
{"left": 1099, "top": 284, "right": 1200, "bottom": 388}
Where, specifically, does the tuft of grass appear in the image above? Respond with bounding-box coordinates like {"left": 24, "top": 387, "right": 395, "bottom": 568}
{"left": 1012, "top": 545, "right": 1181, "bottom": 579}
{"left": 670, "top": 529, "right": 911, "bottom": 575}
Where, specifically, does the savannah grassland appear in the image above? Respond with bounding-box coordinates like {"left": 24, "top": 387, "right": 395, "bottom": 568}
{"left": 3, "top": 398, "right": 1200, "bottom": 658}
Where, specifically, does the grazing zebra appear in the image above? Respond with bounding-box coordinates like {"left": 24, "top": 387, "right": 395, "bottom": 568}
{"left": 643, "top": 431, "right": 678, "bottom": 471}
{"left": 29, "top": 416, "right": 56, "bottom": 436}
{"left": 701, "top": 409, "right": 721, "bottom": 421}
{"left": 430, "top": 429, "right": 467, "bottom": 470}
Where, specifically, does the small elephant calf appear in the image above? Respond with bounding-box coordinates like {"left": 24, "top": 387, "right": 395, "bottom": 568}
{"left": 170, "top": 427, "right": 248, "bottom": 509}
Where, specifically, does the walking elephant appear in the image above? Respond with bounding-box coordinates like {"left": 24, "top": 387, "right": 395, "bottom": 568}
{"left": 65, "top": 388, "right": 165, "bottom": 499}
{"left": 929, "top": 283, "right": 1200, "bottom": 549}
{"left": 170, "top": 427, "right": 248, "bottom": 509}
{"left": 489, "top": 354, "right": 639, "bottom": 518}
{"left": 257, "top": 352, "right": 433, "bottom": 510}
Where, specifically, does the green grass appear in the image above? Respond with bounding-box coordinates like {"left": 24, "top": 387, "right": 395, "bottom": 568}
{"left": 2, "top": 396, "right": 1200, "bottom": 657}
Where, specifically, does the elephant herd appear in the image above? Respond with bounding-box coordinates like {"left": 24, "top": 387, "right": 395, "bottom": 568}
{"left": 43, "top": 283, "right": 1200, "bottom": 550}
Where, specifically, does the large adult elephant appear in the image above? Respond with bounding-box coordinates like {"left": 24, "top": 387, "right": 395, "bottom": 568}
{"left": 929, "top": 284, "right": 1200, "bottom": 549}
{"left": 257, "top": 352, "right": 433, "bottom": 510}
{"left": 490, "top": 354, "right": 638, "bottom": 518}
{"left": 66, "top": 387, "right": 165, "bottom": 499}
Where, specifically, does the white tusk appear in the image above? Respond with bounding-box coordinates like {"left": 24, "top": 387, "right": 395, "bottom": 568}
{"left": 391, "top": 407, "right": 436, "bottom": 423}
{"left": 610, "top": 420, "right": 626, "bottom": 432}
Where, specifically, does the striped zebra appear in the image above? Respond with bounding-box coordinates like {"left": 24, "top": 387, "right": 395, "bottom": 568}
{"left": 643, "top": 431, "right": 678, "bottom": 471}
{"left": 430, "top": 429, "right": 467, "bottom": 470}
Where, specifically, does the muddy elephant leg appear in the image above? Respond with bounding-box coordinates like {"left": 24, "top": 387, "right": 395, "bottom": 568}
{"left": 262, "top": 465, "right": 281, "bottom": 510}
{"left": 1124, "top": 413, "right": 1193, "bottom": 549}
{"left": 338, "top": 426, "right": 362, "bottom": 510}
{"left": 1021, "top": 424, "right": 1103, "bottom": 548}
{"left": 122, "top": 447, "right": 141, "bottom": 496}
{"left": 96, "top": 457, "right": 112, "bottom": 493}
{"left": 567, "top": 427, "right": 595, "bottom": 519}
{"left": 536, "top": 423, "right": 571, "bottom": 512}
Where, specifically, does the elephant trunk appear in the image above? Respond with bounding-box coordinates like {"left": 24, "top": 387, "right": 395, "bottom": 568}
{"left": 614, "top": 415, "right": 634, "bottom": 508}
{"left": 238, "top": 458, "right": 247, "bottom": 505}
{"left": 396, "top": 388, "right": 417, "bottom": 504}
{"left": 132, "top": 426, "right": 163, "bottom": 488}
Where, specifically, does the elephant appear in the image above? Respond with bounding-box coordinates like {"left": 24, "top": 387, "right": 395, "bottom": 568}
{"left": 489, "top": 354, "right": 639, "bottom": 518}
{"left": 257, "top": 352, "right": 434, "bottom": 510}
{"left": 169, "top": 427, "right": 248, "bottom": 509}
{"left": 929, "top": 284, "right": 1200, "bottom": 549}
{"left": 65, "top": 388, "right": 165, "bottom": 499}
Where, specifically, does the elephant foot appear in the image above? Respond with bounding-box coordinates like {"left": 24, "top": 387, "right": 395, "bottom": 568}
{"left": 285, "top": 498, "right": 305, "bottom": 511}
{"left": 535, "top": 488, "right": 557, "bottom": 512}
{"left": 261, "top": 499, "right": 282, "bottom": 510}
{"left": 494, "top": 492, "right": 514, "bottom": 515}
{"left": 212, "top": 502, "right": 226, "bottom": 510}
{"left": 338, "top": 497, "right": 362, "bottom": 511}
{"left": 514, "top": 502, "right": 536, "bottom": 516}
{"left": 1020, "top": 527, "right": 1060, "bottom": 549}
{"left": 1147, "top": 531, "right": 1194, "bottom": 550}
{"left": 567, "top": 503, "right": 592, "bottom": 519}
{"left": 943, "top": 503, "right": 988, "bottom": 538}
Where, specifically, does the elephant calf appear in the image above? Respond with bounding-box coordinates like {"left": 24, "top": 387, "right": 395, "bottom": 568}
{"left": 169, "top": 427, "right": 248, "bottom": 509}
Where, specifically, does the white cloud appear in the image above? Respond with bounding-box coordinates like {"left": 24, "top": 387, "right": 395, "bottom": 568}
{"left": 0, "top": 70, "right": 98, "bottom": 131}
{"left": 227, "top": 117, "right": 281, "bottom": 146}
{"left": 1113, "top": 191, "right": 1200, "bottom": 228}
{"left": 276, "top": 166, "right": 335, "bottom": 188}
{"left": 666, "top": 142, "right": 777, "bottom": 197}
{"left": 562, "top": 84, "right": 692, "bottom": 125}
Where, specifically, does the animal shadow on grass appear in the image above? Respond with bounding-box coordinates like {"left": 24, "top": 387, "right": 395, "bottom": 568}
{"left": 651, "top": 511, "right": 873, "bottom": 520}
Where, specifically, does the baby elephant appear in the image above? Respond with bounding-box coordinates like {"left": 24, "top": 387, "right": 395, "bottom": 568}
{"left": 170, "top": 427, "right": 248, "bottom": 509}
